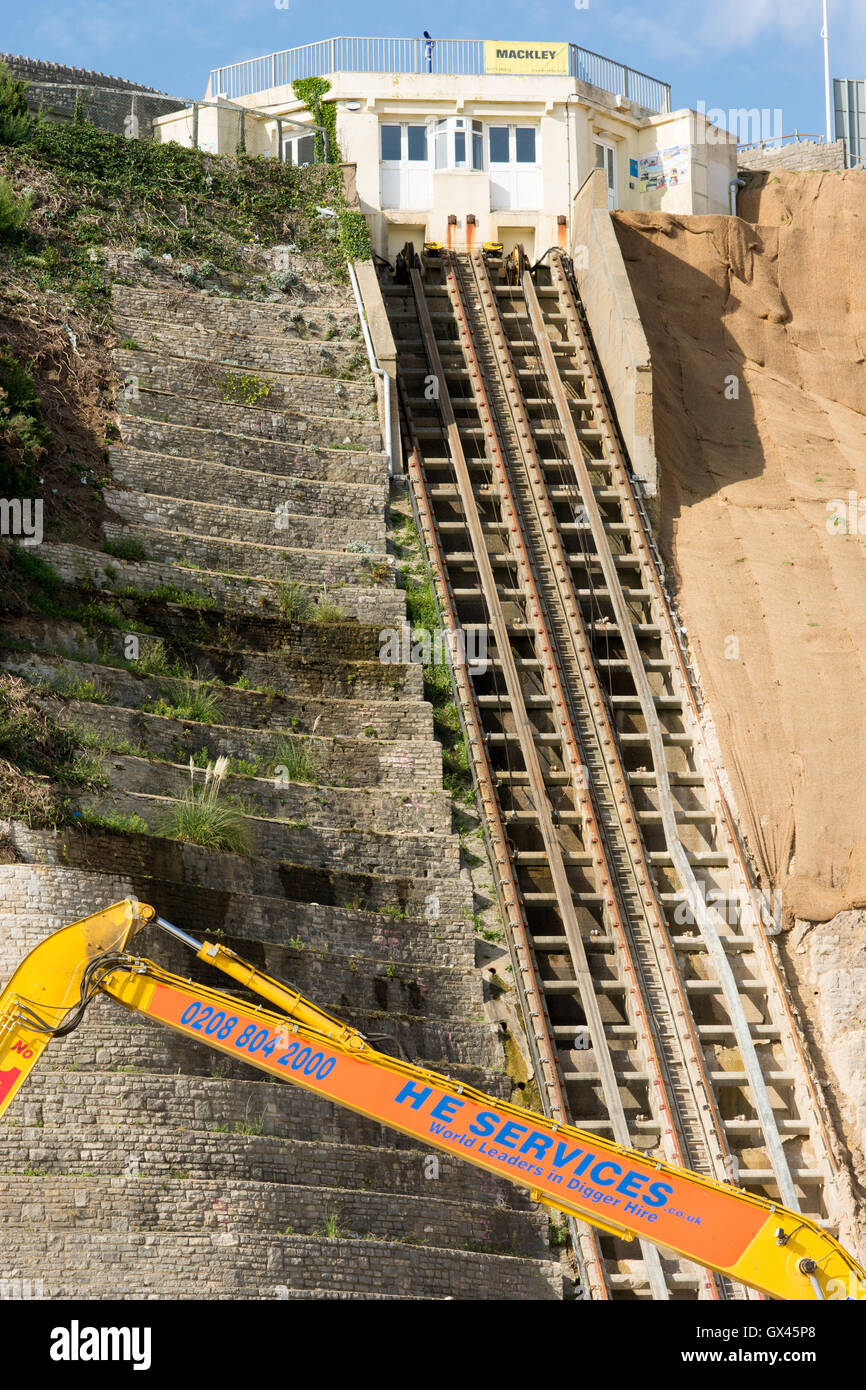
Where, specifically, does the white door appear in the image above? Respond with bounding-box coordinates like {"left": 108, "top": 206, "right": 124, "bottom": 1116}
{"left": 380, "top": 123, "right": 432, "bottom": 211}
{"left": 489, "top": 125, "right": 541, "bottom": 211}
{"left": 593, "top": 140, "right": 618, "bottom": 210}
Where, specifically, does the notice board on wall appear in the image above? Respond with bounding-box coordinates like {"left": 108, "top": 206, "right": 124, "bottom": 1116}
{"left": 638, "top": 145, "right": 690, "bottom": 191}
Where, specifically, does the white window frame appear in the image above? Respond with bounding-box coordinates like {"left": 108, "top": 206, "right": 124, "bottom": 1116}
{"left": 282, "top": 132, "right": 317, "bottom": 167}
{"left": 432, "top": 117, "right": 484, "bottom": 171}
{"left": 488, "top": 124, "right": 540, "bottom": 172}
{"left": 380, "top": 122, "right": 431, "bottom": 166}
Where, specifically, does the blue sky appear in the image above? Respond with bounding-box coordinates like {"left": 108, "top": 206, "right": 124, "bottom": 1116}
{"left": 5, "top": 0, "right": 864, "bottom": 141}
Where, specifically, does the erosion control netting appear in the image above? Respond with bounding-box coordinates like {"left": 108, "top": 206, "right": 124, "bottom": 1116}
{"left": 614, "top": 171, "right": 866, "bottom": 924}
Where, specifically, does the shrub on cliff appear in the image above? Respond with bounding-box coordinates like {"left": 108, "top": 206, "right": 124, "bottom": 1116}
{"left": 0, "top": 62, "right": 32, "bottom": 146}
{"left": 0, "top": 176, "right": 31, "bottom": 239}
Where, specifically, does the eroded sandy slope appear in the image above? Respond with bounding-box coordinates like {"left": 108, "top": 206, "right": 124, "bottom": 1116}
{"left": 614, "top": 174, "right": 866, "bottom": 1207}
{"left": 614, "top": 172, "right": 866, "bottom": 922}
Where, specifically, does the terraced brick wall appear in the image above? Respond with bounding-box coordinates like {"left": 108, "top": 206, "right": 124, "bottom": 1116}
{"left": 0, "top": 249, "right": 563, "bottom": 1300}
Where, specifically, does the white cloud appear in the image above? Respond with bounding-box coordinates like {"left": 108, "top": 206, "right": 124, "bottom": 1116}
{"left": 696, "top": 0, "right": 816, "bottom": 49}
{"left": 608, "top": 0, "right": 861, "bottom": 66}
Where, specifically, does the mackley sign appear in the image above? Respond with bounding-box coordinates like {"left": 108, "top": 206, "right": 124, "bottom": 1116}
{"left": 483, "top": 41, "right": 570, "bottom": 75}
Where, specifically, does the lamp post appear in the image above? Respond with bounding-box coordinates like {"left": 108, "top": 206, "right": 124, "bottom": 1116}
{"left": 821, "top": 0, "right": 833, "bottom": 144}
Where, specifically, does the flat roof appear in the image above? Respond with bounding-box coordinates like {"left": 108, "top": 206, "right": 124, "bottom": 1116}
{"left": 206, "top": 37, "right": 671, "bottom": 115}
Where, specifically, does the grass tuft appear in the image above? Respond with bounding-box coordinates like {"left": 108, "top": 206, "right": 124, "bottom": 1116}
{"left": 274, "top": 735, "right": 320, "bottom": 784}
{"left": 161, "top": 755, "right": 251, "bottom": 854}
{"left": 276, "top": 580, "right": 312, "bottom": 622}
{"left": 129, "top": 639, "right": 174, "bottom": 677}
{"left": 310, "top": 597, "right": 345, "bottom": 624}
{"left": 77, "top": 808, "right": 150, "bottom": 836}
{"left": 144, "top": 677, "right": 222, "bottom": 725}
{"left": 54, "top": 672, "right": 108, "bottom": 704}
{"left": 102, "top": 537, "right": 148, "bottom": 562}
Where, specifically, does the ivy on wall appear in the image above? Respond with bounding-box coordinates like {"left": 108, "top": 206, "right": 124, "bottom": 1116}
{"left": 290, "top": 78, "right": 371, "bottom": 261}
{"left": 290, "top": 78, "right": 339, "bottom": 165}
{"left": 337, "top": 209, "right": 372, "bottom": 262}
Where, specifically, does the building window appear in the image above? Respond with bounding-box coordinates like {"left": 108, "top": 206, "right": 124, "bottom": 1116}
{"left": 382, "top": 121, "right": 432, "bottom": 165}
{"left": 283, "top": 133, "right": 316, "bottom": 166}
{"left": 407, "top": 124, "right": 427, "bottom": 161}
{"left": 380, "top": 121, "right": 433, "bottom": 212}
{"left": 489, "top": 127, "right": 509, "bottom": 164}
{"left": 472, "top": 121, "right": 483, "bottom": 170}
{"left": 431, "top": 117, "right": 483, "bottom": 171}
{"left": 489, "top": 126, "right": 538, "bottom": 167}
{"left": 515, "top": 127, "right": 536, "bottom": 164}
{"left": 489, "top": 125, "right": 541, "bottom": 211}
{"left": 434, "top": 119, "right": 448, "bottom": 169}
{"left": 380, "top": 124, "right": 402, "bottom": 161}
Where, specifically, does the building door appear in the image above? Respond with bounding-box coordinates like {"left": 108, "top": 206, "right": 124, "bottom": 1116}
{"left": 489, "top": 125, "right": 541, "bottom": 211}
{"left": 593, "top": 140, "right": 618, "bottom": 210}
{"left": 380, "top": 122, "right": 432, "bottom": 211}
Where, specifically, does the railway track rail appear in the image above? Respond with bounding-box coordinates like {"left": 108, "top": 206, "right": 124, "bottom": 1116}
{"left": 381, "top": 245, "right": 846, "bottom": 1300}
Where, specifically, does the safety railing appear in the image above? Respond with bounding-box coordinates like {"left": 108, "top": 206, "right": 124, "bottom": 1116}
{"left": 737, "top": 130, "right": 825, "bottom": 151}
{"left": 570, "top": 45, "right": 670, "bottom": 111}
{"left": 206, "top": 37, "right": 671, "bottom": 113}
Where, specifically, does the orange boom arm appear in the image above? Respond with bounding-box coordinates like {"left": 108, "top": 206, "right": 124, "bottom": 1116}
{"left": 1, "top": 901, "right": 863, "bottom": 1302}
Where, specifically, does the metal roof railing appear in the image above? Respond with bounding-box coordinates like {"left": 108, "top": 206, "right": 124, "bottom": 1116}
{"left": 206, "top": 37, "right": 671, "bottom": 114}
{"left": 571, "top": 45, "right": 670, "bottom": 113}
{"left": 737, "top": 130, "right": 825, "bottom": 151}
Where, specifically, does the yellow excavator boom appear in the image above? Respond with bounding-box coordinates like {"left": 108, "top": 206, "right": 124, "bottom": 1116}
{"left": 0, "top": 899, "right": 156, "bottom": 1116}
{"left": 1, "top": 900, "right": 863, "bottom": 1302}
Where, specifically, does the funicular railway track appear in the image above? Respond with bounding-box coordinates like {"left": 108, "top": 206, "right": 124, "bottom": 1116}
{"left": 382, "top": 245, "right": 844, "bottom": 1300}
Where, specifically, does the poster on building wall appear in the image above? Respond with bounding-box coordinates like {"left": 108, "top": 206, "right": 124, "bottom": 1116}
{"left": 638, "top": 144, "right": 689, "bottom": 191}
{"left": 483, "top": 41, "right": 569, "bottom": 74}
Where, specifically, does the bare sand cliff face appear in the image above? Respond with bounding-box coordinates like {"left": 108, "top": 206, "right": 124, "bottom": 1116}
{"left": 614, "top": 173, "right": 866, "bottom": 919}
{"left": 614, "top": 173, "right": 866, "bottom": 1201}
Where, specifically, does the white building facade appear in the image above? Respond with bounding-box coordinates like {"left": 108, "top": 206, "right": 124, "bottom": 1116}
{"left": 156, "top": 37, "right": 739, "bottom": 258}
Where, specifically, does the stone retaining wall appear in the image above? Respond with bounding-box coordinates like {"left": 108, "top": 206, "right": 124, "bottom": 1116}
{"left": 737, "top": 139, "right": 847, "bottom": 172}
{"left": 0, "top": 245, "right": 560, "bottom": 1298}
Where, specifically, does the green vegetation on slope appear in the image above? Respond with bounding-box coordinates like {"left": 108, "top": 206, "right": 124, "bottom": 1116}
{"left": 0, "top": 673, "right": 106, "bottom": 827}
{"left": 161, "top": 757, "right": 251, "bottom": 854}
{"left": 402, "top": 560, "right": 474, "bottom": 808}
{"left": 0, "top": 63, "right": 370, "bottom": 543}
{"left": 0, "top": 349, "right": 51, "bottom": 494}
{"left": 2, "top": 114, "right": 355, "bottom": 317}
{"left": 0, "top": 64, "right": 30, "bottom": 147}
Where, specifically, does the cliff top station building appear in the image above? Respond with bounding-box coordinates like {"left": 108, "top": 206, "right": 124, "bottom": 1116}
{"left": 155, "top": 36, "right": 739, "bottom": 259}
